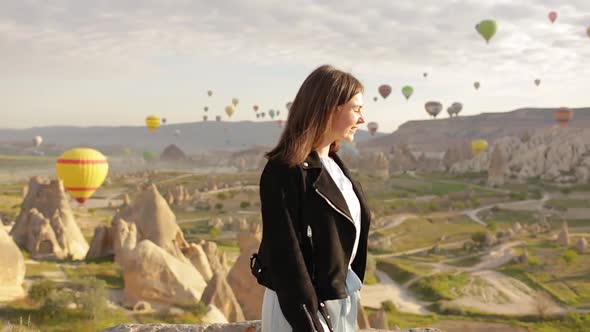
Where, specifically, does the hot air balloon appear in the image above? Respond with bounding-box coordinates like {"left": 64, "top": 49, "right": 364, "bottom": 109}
{"left": 56, "top": 148, "right": 109, "bottom": 204}
{"left": 269, "top": 109, "right": 276, "bottom": 119}
{"left": 261, "top": 112, "right": 266, "bottom": 118}
{"left": 373, "top": 96, "right": 378, "bottom": 102}
{"left": 276, "top": 110, "right": 280, "bottom": 117}
{"left": 401, "top": 86, "right": 413, "bottom": 100}
{"left": 162, "top": 118, "right": 167, "bottom": 125}
{"left": 215, "top": 115, "right": 221, "bottom": 122}
{"left": 548, "top": 11, "right": 557, "bottom": 23}
{"left": 286, "top": 102, "right": 293, "bottom": 111}
{"left": 425, "top": 101, "right": 443, "bottom": 118}
{"left": 256, "top": 113, "right": 260, "bottom": 119}
{"left": 451, "top": 102, "right": 463, "bottom": 116}
{"left": 554, "top": 107, "right": 573, "bottom": 127}
{"left": 587, "top": 26, "right": 590, "bottom": 38}
{"left": 33, "top": 136, "right": 43, "bottom": 148}
{"left": 474, "top": 81, "right": 481, "bottom": 90}
{"left": 145, "top": 115, "right": 160, "bottom": 132}
{"left": 204, "top": 106, "right": 209, "bottom": 112}
{"left": 475, "top": 23, "right": 480, "bottom": 33}
{"left": 423, "top": 72, "right": 428, "bottom": 78}
{"left": 367, "top": 122, "right": 379, "bottom": 136}
{"left": 207, "top": 90, "right": 213, "bottom": 97}
{"left": 534, "top": 79, "right": 541, "bottom": 86}
{"left": 378, "top": 85, "right": 392, "bottom": 99}
{"left": 203, "top": 115, "right": 208, "bottom": 122}
{"left": 225, "top": 105, "right": 236, "bottom": 118}
{"left": 477, "top": 20, "right": 497, "bottom": 44}
{"left": 231, "top": 98, "right": 239, "bottom": 107}
{"left": 447, "top": 107, "right": 454, "bottom": 117}
{"left": 253, "top": 105, "right": 259, "bottom": 112}
{"left": 471, "top": 140, "right": 488, "bottom": 156}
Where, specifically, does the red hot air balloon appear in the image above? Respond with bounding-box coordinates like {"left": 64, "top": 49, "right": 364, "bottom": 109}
{"left": 367, "top": 122, "right": 379, "bottom": 136}
{"left": 474, "top": 81, "right": 481, "bottom": 90}
{"left": 378, "top": 85, "right": 392, "bottom": 99}
{"left": 554, "top": 107, "right": 573, "bottom": 127}
{"left": 253, "top": 105, "right": 259, "bottom": 112}
{"left": 548, "top": 11, "right": 557, "bottom": 23}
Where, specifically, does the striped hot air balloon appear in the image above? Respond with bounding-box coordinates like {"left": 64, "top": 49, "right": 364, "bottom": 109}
{"left": 56, "top": 148, "right": 109, "bottom": 204}
{"left": 145, "top": 115, "right": 160, "bottom": 132}
{"left": 554, "top": 107, "right": 573, "bottom": 127}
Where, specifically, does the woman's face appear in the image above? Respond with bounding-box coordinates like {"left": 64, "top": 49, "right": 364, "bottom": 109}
{"left": 330, "top": 92, "right": 365, "bottom": 142}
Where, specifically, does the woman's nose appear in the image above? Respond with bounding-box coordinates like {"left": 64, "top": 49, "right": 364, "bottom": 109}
{"left": 357, "top": 115, "right": 365, "bottom": 124}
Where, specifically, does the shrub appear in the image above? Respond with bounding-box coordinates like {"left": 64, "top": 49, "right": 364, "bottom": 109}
{"left": 381, "top": 300, "right": 397, "bottom": 313}
{"left": 240, "top": 201, "right": 251, "bottom": 209}
{"left": 28, "top": 279, "right": 57, "bottom": 305}
{"left": 214, "top": 203, "right": 224, "bottom": 210}
{"left": 71, "top": 277, "right": 108, "bottom": 320}
{"left": 209, "top": 227, "right": 219, "bottom": 238}
{"left": 486, "top": 222, "right": 498, "bottom": 233}
{"left": 451, "top": 201, "right": 465, "bottom": 211}
{"left": 40, "top": 291, "right": 72, "bottom": 319}
{"left": 471, "top": 232, "right": 487, "bottom": 247}
{"left": 216, "top": 193, "right": 227, "bottom": 200}
{"left": 561, "top": 249, "right": 578, "bottom": 264}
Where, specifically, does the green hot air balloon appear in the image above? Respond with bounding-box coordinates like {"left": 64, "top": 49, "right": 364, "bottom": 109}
{"left": 401, "top": 86, "right": 413, "bottom": 100}
{"left": 477, "top": 20, "right": 497, "bottom": 44}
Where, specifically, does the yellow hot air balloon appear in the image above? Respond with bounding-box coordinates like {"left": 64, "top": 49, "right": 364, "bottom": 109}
{"left": 231, "top": 97, "right": 239, "bottom": 107}
{"left": 56, "top": 148, "right": 109, "bottom": 204}
{"left": 145, "top": 115, "right": 160, "bottom": 132}
{"left": 225, "top": 105, "right": 236, "bottom": 117}
{"left": 471, "top": 140, "right": 488, "bottom": 156}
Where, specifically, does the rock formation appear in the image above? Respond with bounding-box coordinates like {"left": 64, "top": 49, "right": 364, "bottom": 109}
{"left": 201, "top": 272, "right": 245, "bottom": 322}
{"left": 451, "top": 127, "right": 590, "bottom": 183}
{"left": 389, "top": 144, "right": 417, "bottom": 173}
{"left": 88, "top": 184, "right": 189, "bottom": 261}
{"left": 117, "top": 238, "right": 207, "bottom": 306}
{"left": 576, "top": 238, "right": 588, "bottom": 254}
{"left": 487, "top": 144, "right": 507, "bottom": 186}
{"left": 226, "top": 227, "right": 264, "bottom": 320}
{"left": 10, "top": 177, "right": 88, "bottom": 260}
{"left": 185, "top": 243, "right": 214, "bottom": 281}
{"left": 558, "top": 221, "right": 570, "bottom": 247}
{"left": 0, "top": 227, "right": 26, "bottom": 301}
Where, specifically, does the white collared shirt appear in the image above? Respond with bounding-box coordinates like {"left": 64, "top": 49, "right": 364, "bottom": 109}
{"left": 319, "top": 156, "right": 361, "bottom": 268}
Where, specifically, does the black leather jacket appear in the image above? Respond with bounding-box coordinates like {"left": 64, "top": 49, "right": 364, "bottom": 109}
{"left": 251, "top": 150, "right": 371, "bottom": 332}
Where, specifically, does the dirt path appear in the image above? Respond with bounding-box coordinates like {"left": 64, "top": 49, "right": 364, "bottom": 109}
{"left": 462, "top": 192, "right": 551, "bottom": 225}
{"left": 360, "top": 269, "right": 430, "bottom": 314}
{"left": 451, "top": 270, "right": 564, "bottom": 315}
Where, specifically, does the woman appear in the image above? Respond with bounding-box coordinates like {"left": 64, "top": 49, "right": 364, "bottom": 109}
{"left": 250, "top": 65, "right": 372, "bottom": 332}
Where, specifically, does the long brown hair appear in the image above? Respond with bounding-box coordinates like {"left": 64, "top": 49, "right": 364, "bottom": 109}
{"left": 266, "top": 65, "right": 364, "bottom": 167}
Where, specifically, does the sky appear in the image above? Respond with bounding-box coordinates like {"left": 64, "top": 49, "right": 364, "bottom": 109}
{"left": 0, "top": 0, "right": 589, "bottom": 133}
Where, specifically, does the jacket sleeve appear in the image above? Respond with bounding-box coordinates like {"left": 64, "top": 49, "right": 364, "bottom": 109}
{"left": 259, "top": 165, "right": 326, "bottom": 332}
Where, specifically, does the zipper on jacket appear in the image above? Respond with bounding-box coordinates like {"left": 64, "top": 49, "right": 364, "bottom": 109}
{"left": 302, "top": 304, "right": 318, "bottom": 332}
{"left": 307, "top": 225, "right": 316, "bottom": 282}
{"left": 314, "top": 188, "right": 354, "bottom": 224}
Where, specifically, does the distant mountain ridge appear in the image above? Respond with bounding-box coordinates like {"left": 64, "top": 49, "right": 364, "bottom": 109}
{"left": 0, "top": 121, "right": 384, "bottom": 155}
{"left": 358, "top": 107, "right": 590, "bottom": 152}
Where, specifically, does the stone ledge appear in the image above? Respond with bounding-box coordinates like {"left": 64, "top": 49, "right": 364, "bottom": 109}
{"left": 100, "top": 321, "right": 444, "bottom": 332}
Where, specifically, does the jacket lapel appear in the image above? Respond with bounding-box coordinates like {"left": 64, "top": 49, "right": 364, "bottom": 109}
{"left": 302, "top": 151, "right": 353, "bottom": 223}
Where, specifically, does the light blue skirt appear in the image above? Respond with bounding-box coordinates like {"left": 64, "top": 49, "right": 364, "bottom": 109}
{"left": 261, "top": 269, "right": 362, "bottom": 332}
